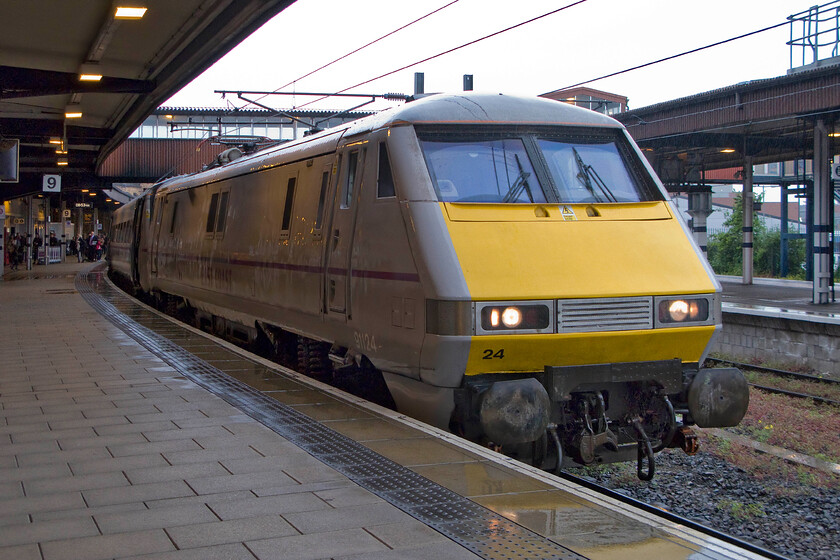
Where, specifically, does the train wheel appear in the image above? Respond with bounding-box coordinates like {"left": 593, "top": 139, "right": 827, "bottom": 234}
{"left": 297, "top": 337, "right": 332, "bottom": 382}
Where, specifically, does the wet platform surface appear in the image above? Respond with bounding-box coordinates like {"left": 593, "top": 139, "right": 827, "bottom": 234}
{"left": 720, "top": 276, "right": 840, "bottom": 323}
{"left": 0, "top": 262, "right": 767, "bottom": 559}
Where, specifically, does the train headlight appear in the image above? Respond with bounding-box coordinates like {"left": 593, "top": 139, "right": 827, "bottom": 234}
{"left": 501, "top": 307, "right": 522, "bottom": 328}
{"left": 478, "top": 303, "right": 552, "bottom": 334}
{"left": 657, "top": 297, "right": 709, "bottom": 324}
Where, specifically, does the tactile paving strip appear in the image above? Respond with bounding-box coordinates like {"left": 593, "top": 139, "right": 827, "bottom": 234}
{"left": 77, "top": 267, "right": 587, "bottom": 560}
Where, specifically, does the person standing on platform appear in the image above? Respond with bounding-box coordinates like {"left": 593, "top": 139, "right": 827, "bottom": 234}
{"left": 32, "top": 233, "right": 42, "bottom": 265}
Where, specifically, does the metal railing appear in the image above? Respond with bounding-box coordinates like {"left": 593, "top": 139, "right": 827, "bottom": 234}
{"left": 36, "top": 246, "right": 63, "bottom": 264}
{"left": 789, "top": 0, "right": 840, "bottom": 69}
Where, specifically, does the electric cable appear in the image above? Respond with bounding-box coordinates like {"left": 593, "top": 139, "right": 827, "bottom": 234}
{"left": 249, "top": 0, "right": 461, "bottom": 107}
{"left": 293, "top": 0, "right": 590, "bottom": 108}
{"left": 557, "top": 19, "right": 789, "bottom": 92}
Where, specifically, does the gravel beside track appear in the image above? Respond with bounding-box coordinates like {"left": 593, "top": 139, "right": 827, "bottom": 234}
{"left": 572, "top": 450, "right": 840, "bottom": 560}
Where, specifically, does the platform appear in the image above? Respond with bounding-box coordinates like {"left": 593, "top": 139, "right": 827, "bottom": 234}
{"left": 720, "top": 276, "right": 840, "bottom": 323}
{"left": 0, "top": 262, "right": 769, "bottom": 559}
{"left": 717, "top": 276, "right": 840, "bottom": 374}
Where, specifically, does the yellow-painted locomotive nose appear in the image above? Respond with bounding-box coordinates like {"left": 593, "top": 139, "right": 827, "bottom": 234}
{"left": 442, "top": 201, "right": 715, "bottom": 301}
{"left": 440, "top": 201, "right": 718, "bottom": 374}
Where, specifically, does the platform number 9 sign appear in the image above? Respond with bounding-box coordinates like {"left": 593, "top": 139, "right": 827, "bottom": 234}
{"left": 43, "top": 174, "right": 61, "bottom": 193}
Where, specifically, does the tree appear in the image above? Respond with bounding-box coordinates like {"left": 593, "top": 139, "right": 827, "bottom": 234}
{"left": 706, "top": 193, "right": 806, "bottom": 278}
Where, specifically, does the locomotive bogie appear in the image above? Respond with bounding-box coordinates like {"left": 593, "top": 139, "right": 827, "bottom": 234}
{"left": 109, "top": 93, "right": 749, "bottom": 478}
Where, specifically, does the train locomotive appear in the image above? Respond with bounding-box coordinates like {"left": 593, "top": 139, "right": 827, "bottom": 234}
{"left": 109, "top": 93, "right": 749, "bottom": 479}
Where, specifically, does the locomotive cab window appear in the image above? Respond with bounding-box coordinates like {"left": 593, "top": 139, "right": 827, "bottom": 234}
{"left": 419, "top": 135, "right": 546, "bottom": 203}
{"left": 537, "top": 131, "right": 661, "bottom": 203}
{"left": 416, "top": 126, "right": 661, "bottom": 204}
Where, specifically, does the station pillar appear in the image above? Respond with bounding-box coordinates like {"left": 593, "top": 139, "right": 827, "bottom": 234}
{"left": 687, "top": 185, "right": 713, "bottom": 258}
{"left": 60, "top": 199, "right": 67, "bottom": 263}
{"left": 742, "top": 158, "right": 754, "bottom": 285}
{"left": 812, "top": 119, "right": 833, "bottom": 304}
{"left": 26, "top": 196, "right": 33, "bottom": 270}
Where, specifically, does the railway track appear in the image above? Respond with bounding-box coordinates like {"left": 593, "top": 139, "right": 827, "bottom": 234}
{"left": 706, "top": 357, "right": 840, "bottom": 406}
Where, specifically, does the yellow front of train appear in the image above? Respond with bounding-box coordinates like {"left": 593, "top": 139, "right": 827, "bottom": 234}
{"left": 408, "top": 98, "right": 749, "bottom": 476}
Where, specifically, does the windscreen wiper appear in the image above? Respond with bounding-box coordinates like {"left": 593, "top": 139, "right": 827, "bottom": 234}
{"left": 573, "top": 148, "right": 616, "bottom": 203}
{"left": 501, "top": 154, "right": 534, "bottom": 203}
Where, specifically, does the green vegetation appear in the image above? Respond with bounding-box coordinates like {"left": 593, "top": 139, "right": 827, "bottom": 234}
{"left": 716, "top": 498, "right": 766, "bottom": 521}
{"left": 706, "top": 193, "right": 807, "bottom": 278}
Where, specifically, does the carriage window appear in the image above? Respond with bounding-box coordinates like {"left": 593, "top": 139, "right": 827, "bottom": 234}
{"left": 315, "top": 171, "right": 329, "bottom": 230}
{"left": 377, "top": 143, "right": 395, "bottom": 198}
{"left": 169, "top": 201, "right": 179, "bottom": 235}
{"left": 205, "top": 193, "right": 219, "bottom": 232}
{"left": 216, "top": 191, "right": 229, "bottom": 232}
{"left": 281, "top": 178, "right": 296, "bottom": 231}
{"left": 419, "top": 138, "right": 546, "bottom": 203}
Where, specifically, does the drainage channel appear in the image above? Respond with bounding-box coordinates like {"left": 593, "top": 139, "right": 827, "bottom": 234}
{"left": 77, "top": 267, "right": 587, "bottom": 560}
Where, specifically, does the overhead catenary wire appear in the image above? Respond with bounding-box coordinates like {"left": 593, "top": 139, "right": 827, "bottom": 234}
{"left": 556, "top": 19, "right": 790, "bottom": 92}
{"left": 247, "top": 0, "right": 462, "bottom": 108}
{"left": 225, "top": 3, "right": 795, "bottom": 136}
{"left": 293, "top": 0, "right": 590, "bottom": 109}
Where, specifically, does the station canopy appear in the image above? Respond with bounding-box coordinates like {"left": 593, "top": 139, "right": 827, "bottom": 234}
{"left": 0, "top": 0, "right": 294, "bottom": 198}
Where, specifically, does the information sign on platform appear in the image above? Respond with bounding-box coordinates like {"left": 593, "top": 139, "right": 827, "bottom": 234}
{"left": 43, "top": 174, "right": 61, "bottom": 193}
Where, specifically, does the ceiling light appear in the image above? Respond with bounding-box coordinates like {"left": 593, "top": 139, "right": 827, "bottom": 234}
{"left": 89, "top": 192, "right": 97, "bottom": 196}
{"left": 720, "top": 148, "right": 736, "bottom": 153}
{"left": 114, "top": 6, "right": 147, "bottom": 19}
{"left": 79, "top": 74, "right": 103, "bottom": 82}
{"left": 65, "top": 104, "right": 83, "bottom": 119}
{"left": 829, "top": 132, "right": 840, "bottom": 138}
{"left": 49, "top": 137, "right": 62, "bottom": 144}
{"left": 81, "top": 189, "right": 89, "bottom": 193}
{"left": 57, "top": 159, "right": 69, "bottom": 166}
{"left": 56, "top": 149, "right": 68, "bottom": 155}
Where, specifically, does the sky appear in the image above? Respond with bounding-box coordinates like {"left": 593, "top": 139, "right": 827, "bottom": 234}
{"left": 164, "top": 0, "right": 829, "bottom": 113}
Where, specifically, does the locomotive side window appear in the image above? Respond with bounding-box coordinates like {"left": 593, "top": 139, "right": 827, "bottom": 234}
{"left": 205, "top": 193, "right": 219, "bottom": 233}
{"left": 419, "top": 137, "right": 546, "bottom": 203}
{"left": 377, "top": 143, "right": 396, "bottom": 198}
{"left": 169, "top": 201, "right": 179, "bottom": 235}
{"left": 341, "top": 149, "right": 365, "bottom": 209}
{"left": 315, "top": 170, "right": 329, "bottom": 230}
{"left": 281, "top": 177, "right": 296, "bottom": 232}
{"left": 216, "top": 191, "right": 230, "bottom": 233}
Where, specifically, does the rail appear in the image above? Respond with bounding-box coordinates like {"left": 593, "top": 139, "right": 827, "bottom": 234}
{"left": 706, "top": 357, "right": 840, "bottom": 406}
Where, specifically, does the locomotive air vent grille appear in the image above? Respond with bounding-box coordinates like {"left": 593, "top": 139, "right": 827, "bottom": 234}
{"left": 557, "top": 296, "right": 653, "bottom": 332}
